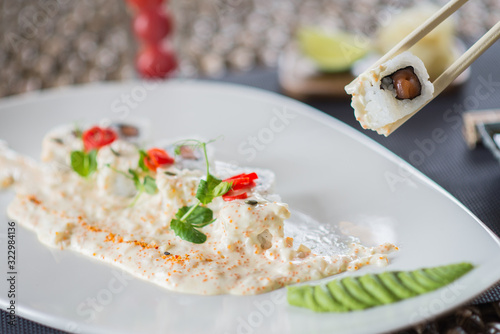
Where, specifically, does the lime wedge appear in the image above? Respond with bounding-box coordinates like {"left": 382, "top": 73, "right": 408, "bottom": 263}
{"left": 297, "top": 27, "right": 370, "bottom": 73}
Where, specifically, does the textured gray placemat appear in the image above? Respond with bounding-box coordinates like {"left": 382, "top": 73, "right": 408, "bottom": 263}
{"left": 1, "top": 310, "right": 67, "bottom": 334}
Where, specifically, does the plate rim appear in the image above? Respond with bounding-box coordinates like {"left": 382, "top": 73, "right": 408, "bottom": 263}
{"left": 1, "top": 79, "right": 500, "bottom": 334}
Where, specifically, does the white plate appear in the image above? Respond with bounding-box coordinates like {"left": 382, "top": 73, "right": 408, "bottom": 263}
{"left": 1, "top": 81, "right": 500, "bottom": 334}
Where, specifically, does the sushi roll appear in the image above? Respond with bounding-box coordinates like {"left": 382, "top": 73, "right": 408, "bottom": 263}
{"left": 96, "top": 140, "right": 139, "bottom": 197}
{"left": 345, "top": 51, "right": 434, "bottom": 135}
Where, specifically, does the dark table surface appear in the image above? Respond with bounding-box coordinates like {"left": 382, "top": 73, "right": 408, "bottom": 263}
{"left": 3, "top": 42, "right": 500, "bottom": 333}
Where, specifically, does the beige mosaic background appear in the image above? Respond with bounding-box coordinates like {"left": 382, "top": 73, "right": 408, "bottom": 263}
{"left": 1, "top": 0, "right": 499, "bottom": 98}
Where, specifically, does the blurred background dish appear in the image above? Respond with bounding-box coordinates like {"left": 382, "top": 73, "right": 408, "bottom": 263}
{"left": 375, "top": 3, "right": 455, "bottom": 82}
{"left": 279, "top": 2, "right": 473, "bottom": 99}
{"left": 296, "top": 27, "right": 370, "bottom": 73}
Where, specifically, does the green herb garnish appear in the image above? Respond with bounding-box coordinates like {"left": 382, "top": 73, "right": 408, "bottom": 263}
{"left": 138, "top": 150, "right": 148, "bottom": 172}
{"left": 72, "top": 123, "right": 83, "bottom": 138}
{"left": 169, "top": 140, "right": 231, "bottom": 244}
{"left": 106, "top": 165, "right": 158, "bottom": 206}
{"left": 70, "top": 150, "right": 98, "bottom": 177}
{"left": 110, "top": 147, "right": 121, "bottom": 157}
{"left": 197, "top": 174, "right": 231, "bottom": 205}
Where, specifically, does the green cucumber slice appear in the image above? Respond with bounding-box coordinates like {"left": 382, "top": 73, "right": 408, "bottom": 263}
{"left": 397, "top": 271, "right": 429, "bottom": 294}
{"left": 358, "top": 274, "right": 398, "bottom": 304}
{"left": 341, "top": 277, "right": 379, "bottom": 306}
{"left": 287, "top": 262, "right": 474, "bottom": 313}
{"left": 411, "top": 270, "right": 442, "bottom": 290}
{"left": 304, "top": 286, "right": 325, "bottom": 312}
{"left": 314, "top": 285, "right": 349, "bottom": 312}
{"left": 287, "top": 286, "right": 310, "bottom": 308}
{"left": 378, "top": 272, "right": 416, "bottom": 299}
{"left": 327, "top": 279, "right": 370, "bottom": 310}
{"left": 423, "top": 267, "right": 449, "bottom": 283}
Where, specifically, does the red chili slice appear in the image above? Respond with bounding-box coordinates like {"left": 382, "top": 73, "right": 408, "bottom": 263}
{"left": 224, "top": 173, "right": 258, "bottom": 190}
{"left": 222, "top": 189, "right": 248, "bottom": 201}
{"left": 222, "top": 172, "right": 258, "bottom": 201}
{"left": 82, "top": 126, "right": 118, "bottom": 152}
{"left": 224, "top": 173, "right": 258, "bottom": 181}
{"left": 231, "top": 180, "right": 257, "bottom": 191}
{"left": 144, "top": 148, "right": 175, "bottom": 172}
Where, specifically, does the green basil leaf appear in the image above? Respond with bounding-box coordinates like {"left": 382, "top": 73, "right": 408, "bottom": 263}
{"left": 196, "top": 179, "right": 209, "bottom": 203}
{"left": 87, "top": 149, "right": 98, "bottom": 175}
{"left": 192, "top": 218, "right": 216, "bottom": 228}
{"left": 196, "top": 174, "right": 222, "bottom": 204}
{"left": 175, "top": 205, "right": 214, "bottom": 227}
{"left": 186, "top": 206, "right": 213, "bottom": 227}
{"left": 138, "top": 150, "right": 148, "bottom": 172}
{"left": 174, "top": 145, "right": 182, "bottom": 156}
{"left": 175, "top": 206, "right": 191, "bottom": 220}
{"left": 128, "top": 169, "right": 138, "bottom": 178}
{"left": 71, "top": 150, "right": 97, "bottom": 177}
{"left": 143, "top": 176, "right": 158, "bottom": 195}
{"left": 70, "top": 151, "right": 86, "bottom": 176}
{"left": 170, "top": 219, "right": 207, "bottom": 244}
{"left": 213, "top": 181, "right": 232, "bottom": 197}
{"left": 128, "top": 169, "right": 141, "bottom": 189}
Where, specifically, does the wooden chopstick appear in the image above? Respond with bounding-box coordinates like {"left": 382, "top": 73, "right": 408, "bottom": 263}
{"left": 384, "top": 20, "right": 500, "bottom": 135}
{"left": 350, "top": 0, "right": 469, "bottom": 85}
{"left": 433, "top": 20, "right": 500, "bottom": 95}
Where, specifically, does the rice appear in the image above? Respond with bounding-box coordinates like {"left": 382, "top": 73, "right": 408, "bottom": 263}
{"left": 345, "top": 51, "right": 434, "bottom": 135}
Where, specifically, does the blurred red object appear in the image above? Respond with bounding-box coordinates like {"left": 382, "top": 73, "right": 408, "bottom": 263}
{"left": 127, "top": 0, "right": 165, "bottom": 10}
{"left": 136, "top": 44, "right": 177, "bottom": 79}
{"left": 127, "top": 0, "right": 177, "bottom": 79}
{"left": 133, "top": 9, "right": 172, "bottom": 44}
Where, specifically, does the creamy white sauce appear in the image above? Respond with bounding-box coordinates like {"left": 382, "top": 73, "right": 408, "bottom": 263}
{"left": 1, "top": 126, "right": 397, "bottom": 295}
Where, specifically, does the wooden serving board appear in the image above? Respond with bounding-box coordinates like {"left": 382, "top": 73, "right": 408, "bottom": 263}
{"left": 278, "top": 46, "right": 354, "bottom": 101}
{"left": 278, "top": 45, "right": 469, "bottom": 101}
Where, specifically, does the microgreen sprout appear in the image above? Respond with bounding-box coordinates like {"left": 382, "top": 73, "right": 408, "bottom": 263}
{"left": 169, "top": 139, "right": 231, "bottom": 244}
